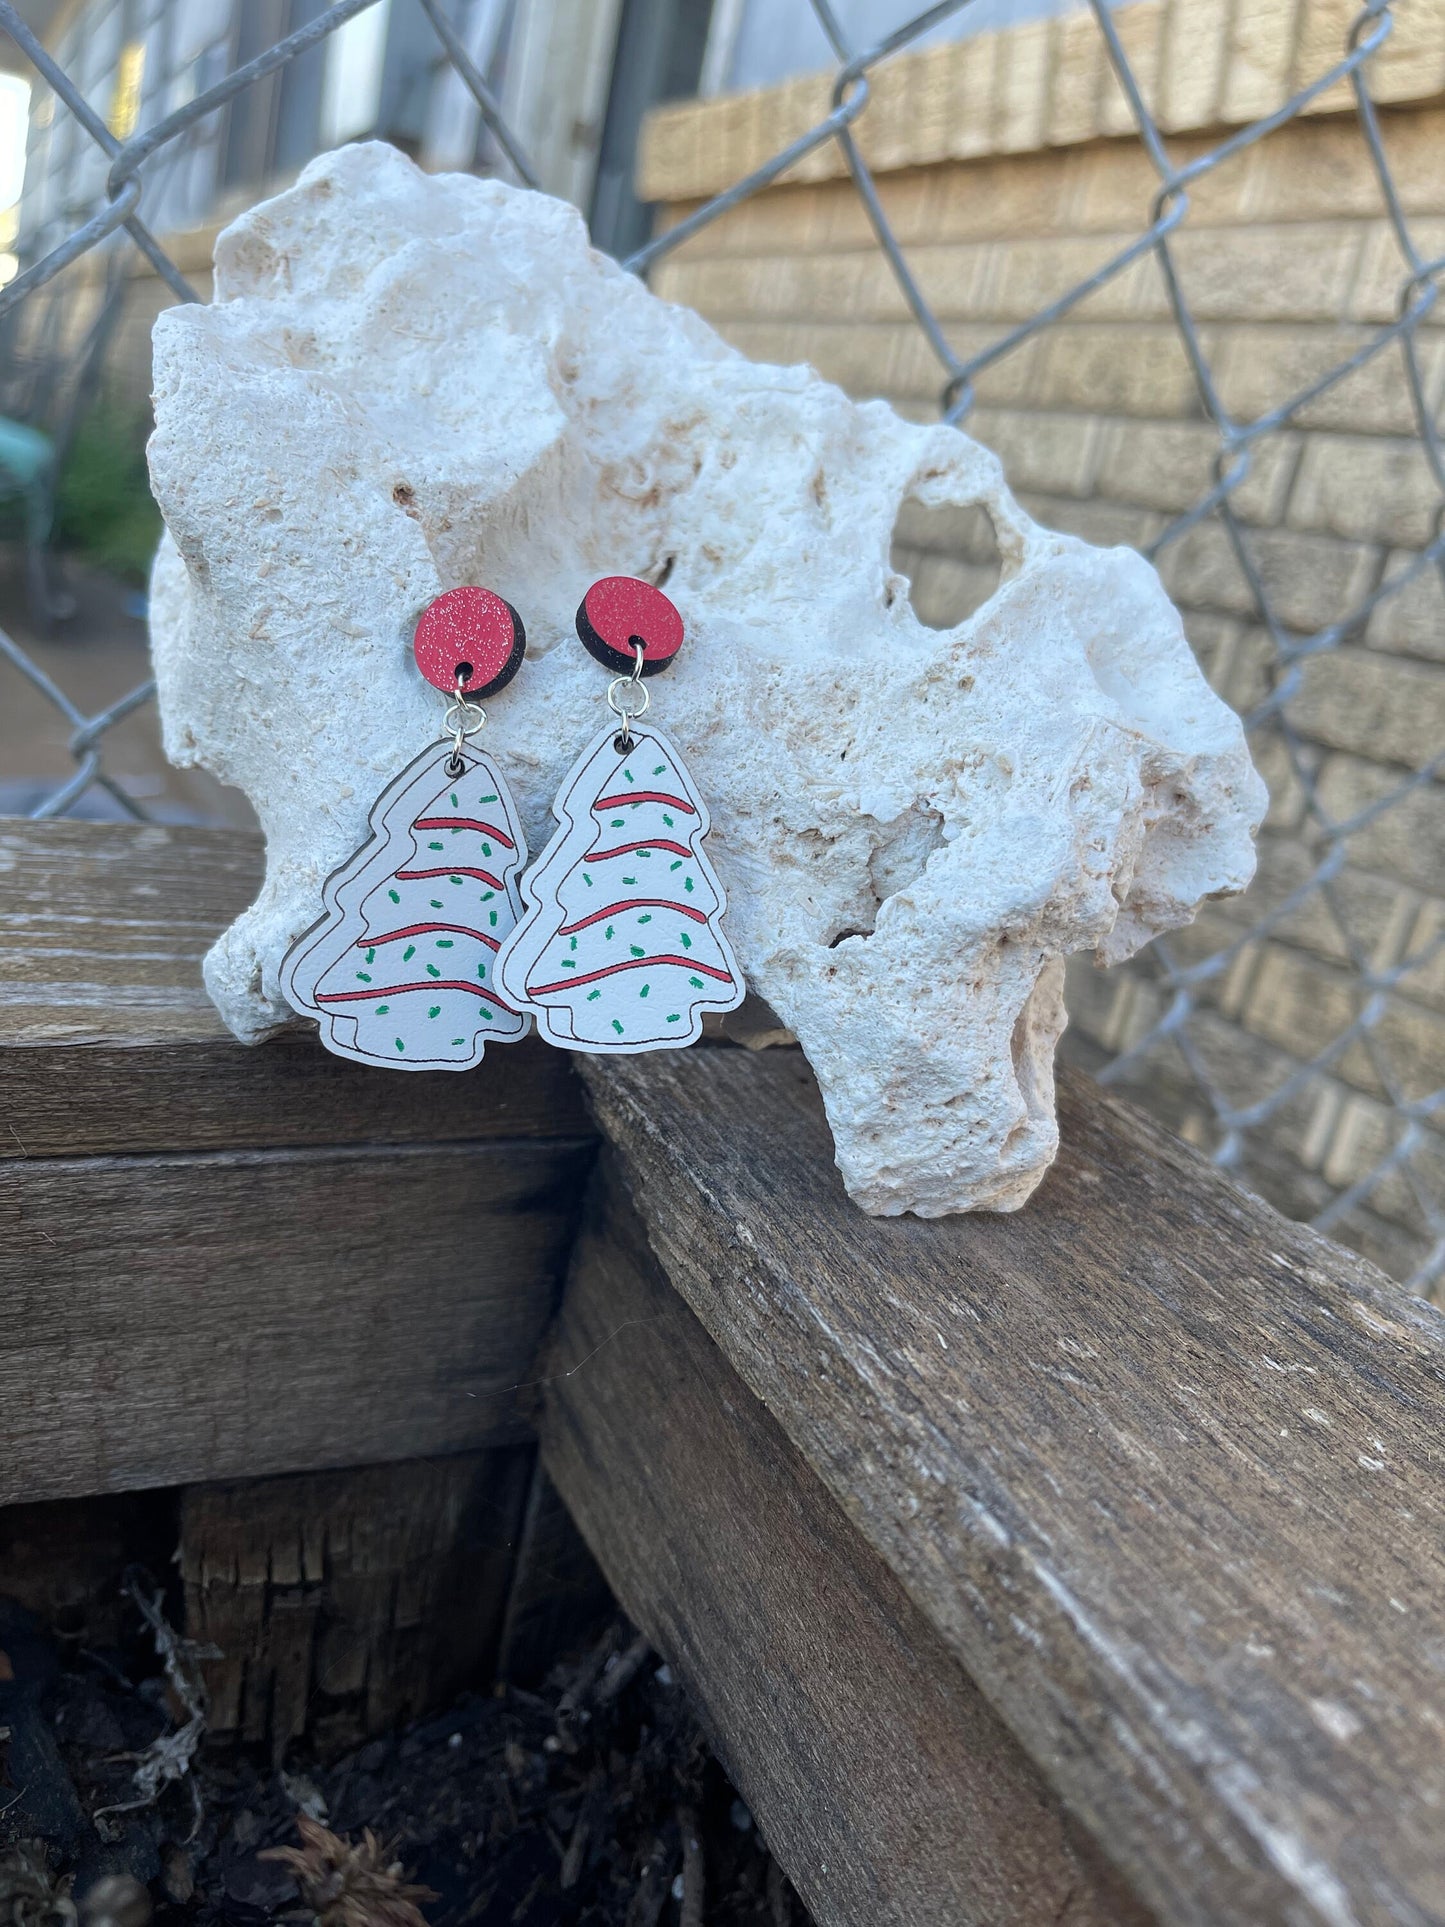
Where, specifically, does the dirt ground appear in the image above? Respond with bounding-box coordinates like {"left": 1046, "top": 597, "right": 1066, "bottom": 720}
{"left": 0, "top": 1590, "right": 807, "bottom": 1927}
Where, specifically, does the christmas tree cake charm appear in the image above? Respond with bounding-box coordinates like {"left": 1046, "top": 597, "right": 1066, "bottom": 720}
{"left": 281, "top": 587, "right": 531, "bottom": 1070}
{"left": 495, "top": 577, "right": 744, "bottom": 1053}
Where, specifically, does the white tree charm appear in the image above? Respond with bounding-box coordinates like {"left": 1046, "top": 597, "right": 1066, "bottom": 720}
{"left": 495, "top": 723, "right": 743, "bottom": 1052}
{"left": 282, "top": 738, "right": 529, "bottom": 1068}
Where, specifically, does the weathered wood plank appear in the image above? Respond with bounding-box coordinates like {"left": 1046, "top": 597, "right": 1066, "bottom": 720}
{"left": 181, "top": 1448, "right": 534, "bottom": 1759}
{"left": 0, "top": 1034, "right": 590, "bottom": 1159}
{"left": 578, "top": 1050, "right": 1445, "bottom": 1927}
{"left": 0, "top": 1136, "right": 593, "bottom": 1505}
{"left": 0, "top": 819, "right": 265, "bottom": 1048}
{"left": 543, "top": 1164, "right": 1149, "bottom": 1927}
{"left": 0, "top": 819, "right": 590, "bottom": 1155}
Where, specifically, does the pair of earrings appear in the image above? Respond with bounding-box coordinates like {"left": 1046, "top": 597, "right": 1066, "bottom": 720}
{"left": 281, "top": 577, "right": 744, "bottom": 1070}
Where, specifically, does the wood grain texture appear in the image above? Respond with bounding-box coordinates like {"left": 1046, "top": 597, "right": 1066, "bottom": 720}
{"left": 578, "top": 1050, "right": 1445, "bottom": 1927}
{"left": 181, "top": 1449, "right": 534, "bottom": 1759}
{"left": 0, "top": 1137, "right": 593, "bottom": 1505}
{"left": 0, "top": 819, "right": 265, "bottom": 1048}
{"left": 543, "top": 1166, "right": 1150, "bottom": 1927}
{"left": 0, "top": 819, "right": 590, "bottom": 1156}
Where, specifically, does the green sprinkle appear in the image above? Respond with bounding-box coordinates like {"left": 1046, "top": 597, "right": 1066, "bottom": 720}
{"left": 611, "top": 1019, "right": 624, "bottom": 1036}
{"left": 653, "top": 764, "right": 665, "bottom": 776}
{"left": 428, "top": 1004, "right": 441, "bottom": 1019}
{"left": 481, "top": 890, "right": 494, "bottom": 901}
{"left": 479, "top": 792, "right": 497, "bottom": 804}
{"left": 365, "top": 947, "right": 375, "bottom": 963}
{"left": 389, "top": 888, "right": 400, "bottom": 903}
{"left": 587, "top": 989, "right": 602, "bottom": 1002}
{"left": 637, "top": 850, "right": 652, "bottom": 859}
{"left": 639, "top": 984, "right": 650, "bottom": 998}
{"left": 670, "top": 860, "right": 683, "bottom": 872}
{"left": 690, "top": 976, "right": 703, "bottom": 989}
{"left": 561, "top": 959, "right": 576, "bottom": 968}
{"left": 638, "top": 914, "right": 652, "bottom": 925}
{"left": 667, "top": 1013, "right": 681, "bottom": 1023}
{"left": 630, "top": 944, "right": 645, "bottom": 958}
{"left": 570, "top": 936, "right": 578, "bottom": 951}
{"left": 481, "top": 841, "right": 492, "bottom": 856}
{"left": 451, "top": 1037, "right": 465, "bottom": 1046}
{"left": 625, "top": 769, "right": 635, "bottom": 783}
{"left": 450, "top": 792, "right": 459, "bottom": 808}
{"left": 450, "top": 874, "right": 463, "bottom": 885}
{"left": 376, "top": 1004, "right": 390, "bottom": 1014}
{"left": 605, "top": 924, "right": 615, "bottom": 940}
{"left": 477, "top": 963, "right": 488, "bottom": 979}
{"left": 395, "top": 1038, "right": 405, "bottom": 1053}
{"left": 403, "top": 944, "right": 416, "bottom": 962}
{"left": 623, "top": 876, "right": 638, "bottom": 886}
{"left": 430, "top": 899, "right": 443, "bottom": 909}
{"left": 429, "top": 841, "right": 443, "bottom": 851}
{"left": 489, "top": 910, "right": 498, "bottom": 926}
{"left": 480, "top": 1006, "right": 492, "bottom": 1020}
{"left": 662, "top": 813, "right": 674, "bottom": 827}
{"left": 681, "top": 932, "right": 692, "bottom": 949}
{"left": 684, "top": 876, "right": 694, "bottom": 893}
{"left": 583, "top": 873, "right": 594, "bottom": 887}
{"left": 426, "top": 964, "right": 441, "bottom": 978}
{"left": 356, "top": 971, "right": 372, "bottom": 982}
{"left": 437, "top": 939, "right": 454, "bottom": 949}
{"left": 611, "top": 818, "right": 625, "bottom": 828}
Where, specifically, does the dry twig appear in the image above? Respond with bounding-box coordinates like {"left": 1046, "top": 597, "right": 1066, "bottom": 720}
{"left": 677, "top": 1806, "right": 704, "bottom": 1927}
{"left": 92, "top": 1574, "right": 217, "bottom": 1839}
{"left": 261, "top": 1814, "right": 436, "bottom": 1927}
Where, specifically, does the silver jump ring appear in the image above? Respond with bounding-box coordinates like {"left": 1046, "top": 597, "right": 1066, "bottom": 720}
{"left": 606, "top": 643, "right": 649, "bottom": 747}
{"left": 443, "top": 678, "right": 485, "bottom": 765}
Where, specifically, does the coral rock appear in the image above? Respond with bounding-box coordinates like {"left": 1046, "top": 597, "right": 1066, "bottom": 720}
{"left": 148, "top": 143, "right": 1265, "bottom": 1216}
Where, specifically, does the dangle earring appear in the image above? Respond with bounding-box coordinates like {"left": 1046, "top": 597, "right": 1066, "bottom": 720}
{"left": 282, "top": 587, "right": 531, "bottom": 1069}
{"left": 495, "top": 575, "right": 744, "bottom": 1052}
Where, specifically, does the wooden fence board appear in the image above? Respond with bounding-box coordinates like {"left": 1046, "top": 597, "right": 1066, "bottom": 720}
{"left": 0, "top": 1136, "right": 592, "bottom": 1504}
{"left": 543, "top": 1164, "right": 1150, "bottom": 1927}
{"left": 578, "top": 1049, "right": 1445, "bottom": 1927}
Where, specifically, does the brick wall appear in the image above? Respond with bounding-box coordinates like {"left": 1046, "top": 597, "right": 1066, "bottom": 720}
{"left": 639, "top": 2, "right": 1445, "bottom": 1292}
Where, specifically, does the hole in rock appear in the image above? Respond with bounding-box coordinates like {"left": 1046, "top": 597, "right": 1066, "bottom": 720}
{"left": 889, "top": 499, "right": 1002, "bottom": 630}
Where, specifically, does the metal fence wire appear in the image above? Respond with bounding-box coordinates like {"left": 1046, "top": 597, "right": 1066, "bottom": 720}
{"left": 0, "top": 0, "right": 1441, "bottom": 1293}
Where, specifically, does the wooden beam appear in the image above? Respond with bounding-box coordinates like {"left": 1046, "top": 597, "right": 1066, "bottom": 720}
{"left": 543, "top": 1165, "right": 1148, "bottom": 1927}
{"left": 575, "top": 1049, "right": 1445, "bottom": 1927}
{"left": 180, "top": 1448, "right": 535, "bottom": 1759}
{"left": 0, "top": 819, "right": 596, "bottom": 1499}
{"left": 0, "top": 1135, "right": 590, "bottom": 1504}
{"left": 0, "top": 818, "right": 590, "bottom": 1156}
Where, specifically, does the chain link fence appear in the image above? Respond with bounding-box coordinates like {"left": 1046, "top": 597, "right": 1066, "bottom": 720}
{"left": 0, "top": 0, "right": 1440, "bottom": 1292}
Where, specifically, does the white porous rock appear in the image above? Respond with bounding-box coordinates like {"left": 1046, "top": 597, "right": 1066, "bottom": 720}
{"left": 148, "top": 142, "right": 1265, "bottom": 1217}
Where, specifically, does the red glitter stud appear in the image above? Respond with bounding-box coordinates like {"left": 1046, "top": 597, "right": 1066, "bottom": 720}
{"left": 413, "top": 587, "right": 526, "bottom": 698}
{"left": 576, "top": 576, "right": 683, "bottom": 678}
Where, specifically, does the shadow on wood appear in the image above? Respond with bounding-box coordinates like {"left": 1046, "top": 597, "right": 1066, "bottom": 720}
{"left": 565, "top": 1047, "right": 1445, "bottom": 1927}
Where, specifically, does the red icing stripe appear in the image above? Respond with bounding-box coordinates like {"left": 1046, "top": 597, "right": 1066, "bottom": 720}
{"left": 557, "top": 899, "right": 707, "bottom": 936}
{"left": 413, "top": 815, "right": 516, "bottom": 849}
{"left": 587, "top": 838, "right": 693, "bottom": 862}
{"left": 592, "top": 791, "right": 696, "bottom": 814}
{"left": 529, "top": 955, "right": 733, "bottom": 996}
{"left": 358, "top": 923, "right": 501, "bottom": 952}
{"left": 316, "top": 981, "right": 512, "bottom": 1009}
{"left": 396, "top": 866, "right": 505, "bottom": 889}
